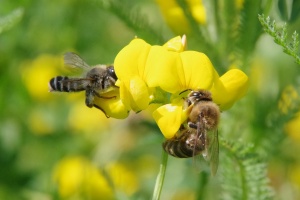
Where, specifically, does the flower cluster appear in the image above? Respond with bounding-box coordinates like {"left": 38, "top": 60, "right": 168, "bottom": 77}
{"left": 53, "top": 156, "right": 138, "bottom": 199}
{"left": 110, "top": 36, "right": 249, "bottom": 138}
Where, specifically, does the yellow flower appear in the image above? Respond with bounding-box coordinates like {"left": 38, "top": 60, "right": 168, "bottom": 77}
{"left": 68, "top": 100, "right": 111, "bottom": 133}
{"left": 53, "top": 157, "right": 140, "bottom": 199}
{"left": 236, "top": 0, "right": 244, "bottom": 10}
{"left": 115, "top": 36, "right": 249, "bottom": 138}
{"left": 152, "top": 91, "right": 191, "bottom": 138}
{"left": 21, "top": 54, "right": 62, "bottom": 101}
{"left": 156, "top": 0, "right": 206, "bottom": 34}
{"left": 284, "top": 112, "right": 300, "bottom": 142}
{"left": 105, "top": 162, "right": 139, "bottom": 196}
{"left": 153, "top": 68, "right": 249, "bottom": 138}
{"left": 114, "top": 36, "right": 186, "bottom": 112}
{"left": 53, "top": 156, "right": 114, "bottom": 199}
{"left": 278, "top": 85, "right": 298, "bottom": 114}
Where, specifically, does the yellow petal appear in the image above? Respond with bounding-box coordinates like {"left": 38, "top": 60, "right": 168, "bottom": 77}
{"left": 179, "top": 51, "right": 215, "bottom": 90}
{"left": 128, "top": 76, "right": 151, "bottom": 111}
{"left": 163, "top": 35, "right": 186, "bottom": 52}
{"left": 146, "top": 51, "right": 215, "bottom": 94}
{"left": 118, "top": 77, "right": 151, "bottom": 112}
{"left": 144, "top": 47, "right": 181, "bottom": 92}
{"left": 211, "top": 69, "right": 249, "bottom": 110}
{"left": 93, "top": 89, "right": 129, "bottom": 119}
{"left": 153, "top": 104, "right": 183, "bottom": 139}
{"left": 114, "top": 38, "right": 151, "bottom": 81}
{"left": 221, "top": 69, "right": 249, "bottom": 99}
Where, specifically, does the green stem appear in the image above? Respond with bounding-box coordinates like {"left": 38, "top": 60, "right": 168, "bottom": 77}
{"left": 152, "top": 149, "right": 168, "bottom": 200}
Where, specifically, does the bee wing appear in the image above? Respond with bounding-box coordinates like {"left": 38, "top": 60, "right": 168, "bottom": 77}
{"left": 64, "top": 52, "right": 90, "bottom": 70}
{"left": 192, "top": 123, "right": 206, "bottom": 172}
{"left": 205, "top": 129, "right": 219, "bottom": 176}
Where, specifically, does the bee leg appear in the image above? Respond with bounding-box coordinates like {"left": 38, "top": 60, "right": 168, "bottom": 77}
{"left": 85, "top": 88, "right": 94, "bottom": 108}
{"left": 188, "top": 121, "right": 205, "bottom": 148}
{"left": 93, "top": 104, "right": 110, "bottom": 118}
{"left": 188, "top": 122, "right": 197, "bottom": 129}
{"left": 108, "top": 76, "right": 117, "bottom": 85}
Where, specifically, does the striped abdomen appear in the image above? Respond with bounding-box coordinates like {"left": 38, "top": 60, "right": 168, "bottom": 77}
{"left": 49, "top": 76, "right": 87, "bottom": 92}
{"left": 162, "top": 129, "right": 205, "bottom": 158}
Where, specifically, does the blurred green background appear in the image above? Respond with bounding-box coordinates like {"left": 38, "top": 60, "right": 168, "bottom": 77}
{"left": 1, "top": 0, "right": 300, "bottom": 199}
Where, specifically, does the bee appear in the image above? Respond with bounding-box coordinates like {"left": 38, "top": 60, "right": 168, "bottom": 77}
{"left": 163, "top": 90, "right": 220, "bottom": 175}
{"left": 49, "top": 52, "right": 118, "bottom": 115}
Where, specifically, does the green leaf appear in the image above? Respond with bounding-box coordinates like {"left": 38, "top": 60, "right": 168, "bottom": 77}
{"left": 219, "top": 139, "right": 274, "bottom": 200}
{"left": 258, "top": 14, "right": 300, "bottom": 65}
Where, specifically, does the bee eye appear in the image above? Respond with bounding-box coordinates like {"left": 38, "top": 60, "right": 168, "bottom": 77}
{"left": 107, "top": 66, "right": 117, "bottom": 80}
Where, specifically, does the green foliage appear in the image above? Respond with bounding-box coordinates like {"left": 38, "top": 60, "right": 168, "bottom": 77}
{"left": 220, "top": 139, "right": 274, "bottom": 200}
{"left": 258, "top": 14, "right": 300, "bottom": 64}
{"left": 97, "top": 0, "right": 164, "bottom": 44}
{"left": 0, "top": 8, "right": 23, "bottom": 34}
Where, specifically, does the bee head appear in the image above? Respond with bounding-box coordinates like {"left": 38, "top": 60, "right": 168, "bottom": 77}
{"left": 188, "top": 90, "right": 212, "bottom": 102}
{"left": 107, "top": 66, "right": 118, "bottom": 80}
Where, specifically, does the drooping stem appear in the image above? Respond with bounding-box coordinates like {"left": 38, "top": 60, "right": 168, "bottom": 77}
{"left": 152, "top": 149, "right": 169, "bottom": 200}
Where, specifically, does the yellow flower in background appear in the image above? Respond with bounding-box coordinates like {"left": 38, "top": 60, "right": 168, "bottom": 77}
{"left": 68, "top": 100, "right": 110, "bottom": 133}
{"left": 236, "top": 0, "right": 244, "bottom": 10}
{"left": 22, "top": 54, "right": 62, "bottom": 101}
{"left": 115, "top": 35, "right": 248, "bottom": 138}
{"left": 53, "top": 156, "right": 114, "bottom": 200}
{"left": 278, "top": 85, "right": 298, "bottom": 114}
{"left": 53, "top": 156, "right": 140, "bottom": 199}
{"left": 106, "top": 162, "right": 139, "bottom": 196}
{"left": 279, "top": 85, "right": 300, "bottom": 142}
{"left": 156, "top": 0, "right": 206, "bottom": 34}
{"left": 288, "top": 163, "right": 300, "bottom": 190}
{"left": 284, "top": 112, "right": 300, "bottom": 142}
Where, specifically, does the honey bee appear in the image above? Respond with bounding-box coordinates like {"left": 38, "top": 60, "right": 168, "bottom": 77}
{"left": 49, "top": 52, "right": 118, "bottom": 115}
{"left": 163, "top": 90, "right": 220, "bottom": 175}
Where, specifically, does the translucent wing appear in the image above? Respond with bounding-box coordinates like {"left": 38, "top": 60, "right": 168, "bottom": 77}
{"left": 205, "top": 129, "right": 219, "bottom": 176}
{"left": 191, "top": 122, "right": 206, "bottom": 172}
{"left": 64, "top": 52, "right": 90, "bottom": 70}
